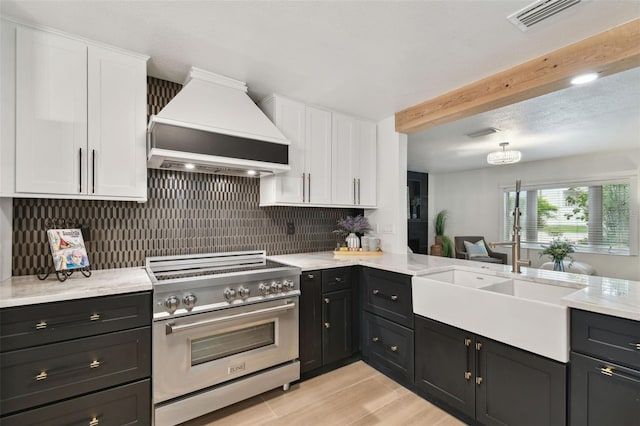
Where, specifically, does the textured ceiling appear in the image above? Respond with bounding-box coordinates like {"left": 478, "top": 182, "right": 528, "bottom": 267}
{"left": 1, "top": 0, "right": 639, "bottom": 173}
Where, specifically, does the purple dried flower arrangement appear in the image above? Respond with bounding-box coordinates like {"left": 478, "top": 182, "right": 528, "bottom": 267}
{"left": 333, "top": 215, "right": 372, "bottom": 236}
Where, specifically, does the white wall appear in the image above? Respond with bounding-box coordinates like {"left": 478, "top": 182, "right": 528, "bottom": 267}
{"left": 431, "top": 148, "right": 640, "bottom": 280}
{"left": 365, "top": 116, "right": 408, "bottom": 254}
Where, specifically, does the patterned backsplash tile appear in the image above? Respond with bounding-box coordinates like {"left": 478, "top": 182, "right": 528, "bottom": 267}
{"left": 11, "top": 77, "right": 355, "bottom": 276}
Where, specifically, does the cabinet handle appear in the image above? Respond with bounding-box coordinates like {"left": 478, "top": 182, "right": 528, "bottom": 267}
{"left": 307, "top": 274, "right": 315, "bottom": 279}
{"left": 89, "top": 417, "right": 100, "bottom": 426}
{"left": 390, "top": 345, "right": 398, "bottom": 352}
{"left": 302, "top": 173, "right": 306, "bottom": 202}
{"left": 90, "top": 313, "right": 100, "bottom": 321}
{"left": 78, "top": 148, "right": 83, "bottom": 193}
{"left": 324, "top": 322, "right": 331, "bottom": 329}
{"left": 635, "top": 343, "right": 640, "bottom": 350}
{"left": 307, "top": 173, "right": 311, "bottom": 202}
{"left": 464, "top": 338, "right": 472, "bottom": 346}
{"left": 90, "top": 360, "right": 101, "bottom": 369}
{"left": 372, "top": 289, "right": 379, "bottom": 295}
{"left": 465, "top": 371, "right": 472, "bottom": 380}
{"left": 476, "top": 377, "right": 483, "bottom": 385}
{"left": 600, "top": 366, "right": 614, "bottom": 377}
{"left": 465, "top": 338, "right": 472, "bottom": 381}
{"left": 91, "top": 149, "right": 96, "bottom": 194}
{"left": 36, "top": 320, "right": 48, "bottom": 330}
{"left": 476, "top": 342, "right": 482, "bottom": 351}
{"left": 372, "top": 289, "right": 398, "bottom": 302}
{"left": 335, "top": 277, "right": 342, "bottom": 282}
{"left": 357, "top": 178, "right": 361, "bottom": 204}
{"left": 372, "top": 336, "right": 379, "bottom": 342}
{"left": 353, "top": 178, "right": 357, "bottom": 204}
{"left": 324, "top": 298, "right": 330, "bottom": 304}
{"left": 390, "top": 295, "right": 398, "bottom": 301}
{"left": 35, "top": 371, "right": 48, "bottom": 381}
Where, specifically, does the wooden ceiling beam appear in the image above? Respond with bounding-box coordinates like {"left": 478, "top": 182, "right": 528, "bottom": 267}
{"left": 395, "top": 18, "right": 640, "bottom": 134}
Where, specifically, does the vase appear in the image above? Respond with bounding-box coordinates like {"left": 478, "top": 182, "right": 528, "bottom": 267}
{"left": 345, "top": 232, "right": 360, "bottom": 251}
{"left": 553, "top": 259, "right": 565, "bottom": 272}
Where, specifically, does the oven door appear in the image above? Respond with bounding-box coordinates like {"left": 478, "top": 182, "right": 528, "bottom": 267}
{"left": 153, "top": 297, "right": 298, "bottom": 404}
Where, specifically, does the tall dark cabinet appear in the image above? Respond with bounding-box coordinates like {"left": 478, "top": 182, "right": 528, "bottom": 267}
{"left": 407, "top": 171, "right": 428, "bottom": 254}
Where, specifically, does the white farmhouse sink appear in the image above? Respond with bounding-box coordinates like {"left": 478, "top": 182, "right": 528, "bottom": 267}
{"left": 412, "top": 267, "right": 584, "bottom": 362}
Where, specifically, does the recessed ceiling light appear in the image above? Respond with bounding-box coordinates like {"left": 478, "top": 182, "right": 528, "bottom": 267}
{"left": 184, "top": 163, "right": 196, "bottom": 170}
{"left": 571, "top": 73, "right": 598, "bottom": 85}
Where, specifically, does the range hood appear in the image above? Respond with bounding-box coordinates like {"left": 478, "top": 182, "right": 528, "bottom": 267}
{"left": 147, "top": 68, "right": 289, "bottom": 177}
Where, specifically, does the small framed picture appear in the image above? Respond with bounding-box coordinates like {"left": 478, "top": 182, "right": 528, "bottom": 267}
{"left": 47, "top": 229, "right": 90, "bottom": 271}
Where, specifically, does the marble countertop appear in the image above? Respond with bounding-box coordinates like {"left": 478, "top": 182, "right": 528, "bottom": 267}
{"left": 0, "top": 267, "right": 152, "bottom": 308}
{"left": 270, "top": 251, "right": 640, "bottom": 322}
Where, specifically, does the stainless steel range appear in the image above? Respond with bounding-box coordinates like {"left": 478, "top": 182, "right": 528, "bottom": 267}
{"left": 146, "top": 251, "right": 301, "bottom": 426}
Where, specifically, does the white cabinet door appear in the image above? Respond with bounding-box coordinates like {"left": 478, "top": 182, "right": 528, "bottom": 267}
{"left": 331, "top": 113, "right": 358, "bottom": 205}
{"left": 273, "top": 97, "right": 306, "bottom": 204}
{"left": 305, "top": 106, "right": 332, "bottom": 204}
{"left": 356, "top": 120, "right": 377, "bottom": 207}
{"left": 88, "top": 46, "right": 147, "bottom": 198}
{"left": 15, "top": 27, "right": 87, "bottom": 194}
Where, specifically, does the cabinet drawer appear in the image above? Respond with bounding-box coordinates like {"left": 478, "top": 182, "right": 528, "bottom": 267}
{"left": 362, "top": 268, "right": 413, "bottom": 328}
{"left": 322, "top": 267, "right": 351, "bottom": 292}
{"left": 571, "top": 309, "right": 640, "bottom": 370}
{"left": 1, "top": 291, "right": 151, "bottom": 352}
{"left": 1, "top": 327, "right": 150, "bottom": 415}
{"left": 1, "top": 379, "right": 151, "bottom": 426}
{"left": 362, "top": 311, "right": 414, "bottom": 382}
{"left": 570, "top": 352, "right": 640, "bottom": 426}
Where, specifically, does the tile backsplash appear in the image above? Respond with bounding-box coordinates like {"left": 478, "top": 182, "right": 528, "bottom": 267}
{"left": 11, "top": 77, "right": 354, "bottom": 276}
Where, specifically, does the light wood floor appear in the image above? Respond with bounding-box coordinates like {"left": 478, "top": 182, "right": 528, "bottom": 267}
{"left": 182, "top": 361, "right": 466, "bottom": 426}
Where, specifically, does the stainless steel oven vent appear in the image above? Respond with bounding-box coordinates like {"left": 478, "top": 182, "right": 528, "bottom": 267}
{"left": 507, "top": 0, "right": 584, "bottom": 32}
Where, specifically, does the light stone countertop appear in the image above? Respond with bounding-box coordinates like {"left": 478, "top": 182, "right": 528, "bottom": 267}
{"left": 269, "top": 251, "right": 640, "bottom": 322}
{"left": 0, "top": 267, "right": 152, "bottom": 308}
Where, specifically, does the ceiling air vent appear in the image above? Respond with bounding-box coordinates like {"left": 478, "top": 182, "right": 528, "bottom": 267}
{"left": 508, "top": 0, "right": 584, "bottom": 32}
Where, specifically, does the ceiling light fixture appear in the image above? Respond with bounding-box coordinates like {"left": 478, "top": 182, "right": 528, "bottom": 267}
{"left": 571, "top": 73, "right": 598, "bottom": 85}
{"left": 184, "top": 163, "right": 196, "bottom": 170}
{"left": 487, "top": 142, "right": 522, "bottom": 165}
{"left": 246, "top": 170, "right": 257, "bottom": 176}
{"left": 466, "top": 127, "right": 501, "bottom": 138}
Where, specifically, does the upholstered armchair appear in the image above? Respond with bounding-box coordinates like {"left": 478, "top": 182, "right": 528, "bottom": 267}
{"left": 454, "top": 236, "right": 507, "bottom": 264}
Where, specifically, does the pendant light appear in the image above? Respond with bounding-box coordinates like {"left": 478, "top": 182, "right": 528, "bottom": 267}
{"left": 487, "top": 142, "right": 521, "bottom": 165}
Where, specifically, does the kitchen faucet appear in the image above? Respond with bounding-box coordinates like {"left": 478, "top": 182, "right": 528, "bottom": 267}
{"left": 490, "top": 179, "right": 531, "bottom": 274}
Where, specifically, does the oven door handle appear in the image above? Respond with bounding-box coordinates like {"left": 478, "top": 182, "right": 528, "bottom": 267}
{"left": 165, "top": 302, "right": 297, "bottom": 335}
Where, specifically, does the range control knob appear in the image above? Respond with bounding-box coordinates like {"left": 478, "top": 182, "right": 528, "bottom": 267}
{"left": 238, "top": 287, "right": 251, "bottom": 299}
{"left": 259, "top": 283, "right": 271, "bottom": 296}
{"left": 183, "top": 294, "right": 197, "bottom": 310}
{"left": 283, "top": 280, "right": 295, "bottom": 290}
{"left": 224, "top": 288, "right": 237, "bottom": 302}
{"left": 271, "top": 281, "right": 283, "bottom": 293}
{"left": 165, "top": 296, "right": 180, "bottom": 314}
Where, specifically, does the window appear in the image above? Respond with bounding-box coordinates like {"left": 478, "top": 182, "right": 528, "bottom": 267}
{"left": 502, "top": 178, "right": 636, "bottom": 255}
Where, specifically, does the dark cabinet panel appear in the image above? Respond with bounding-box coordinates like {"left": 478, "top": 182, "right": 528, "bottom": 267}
{"left": 571, "top": 309, "right": 640, "bottom": 371}
{"left": 322, "top": 267, "right": 351, "bottom": 293}
{"left": 363, "top": 311, "right": 414, "bottom": 382}
{"left": 322, "top": 289, "right": 352, "bottom": 365}
{"left": 414, "top": 316, "right": 475, "bottom": 418}
{"left": 570, "top": 352, "right": 640, "bottom": 426}
{"left": 299, "top": 271, "right": 323, "bottom": 374}
{"left": 1, "top": 327, "right": 151, "bottom": 415}
{"left": 1, "top": 379, "right": 151, "bottom": 426}
{"left": 361, "top": 267, "right": 413, "bottom": 328}
{"left": 0, "top": 291, "right": 152, "bottom": 352}
{"left": 475, "top": 338, "right": 566, "bottom": 426}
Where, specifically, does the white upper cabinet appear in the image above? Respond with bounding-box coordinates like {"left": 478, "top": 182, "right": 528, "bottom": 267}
{"left": 259, "top": 95, "right": 332, "bottom": 206}
{"left": 260, "top": 95, "right": 376, "bottom": 208}
{"left": 2, "top": 22, "right": 149, "bottom": 201}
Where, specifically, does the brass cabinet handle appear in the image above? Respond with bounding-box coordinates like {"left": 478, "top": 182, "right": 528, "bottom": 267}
{"left": 89, "top": 417, "right": 99, "bottom": 426}
{"left": 91, "top": 149, "right": 96, "bottom": 194}
{"left": 36, "top": 320, "right": 47, "bottom": 330}
{"left": 635, "top": 343, "right": 640, "bottom": 350}
{"left": 600, "top": 366, "right": 614, "bottom": 377}
{"left": 302, "top": 173, "right": 306, "bottom": 202}
{"left": 36, "top": 371, "right": 48, "bottom": 381}
{"left": 307, "top": 274, "right": 315, "bottom": 279}
{"left": 90, "top": 360, "right": 101, "bottom": 369}
{"left": 335, "top": 277, "right": 342, "bottom": 282}
{"left": 390, "top": 295, "right": 398, "bottom": 301}
{"left": 324, "top": 298, "right": 330, "bottom": 304}
{"left": 90, "top": 313, "right": 100, "bottom": 321}
{"left": 476, "top": 342, "right": 482, "bottom": 351}
{"left": 476, "top": 377, "right": 483, "bottom": 385}
{"left": 307, "top": 174, "right": 311, "bottom": 202}
{"left": 372, "top": 289, "right": 379, "bottom": 295}
{"left": 357, "top": 178, "right": 361, "bottom": 204}
{"left": 78, "top": 148, "right": 83, "bottom": 193}
{"left": 390, "top": 345, "right": 398, "bottom": 352}
{"left": 353, "top": 178, "right": 357, "bottom": 205}
{"left": 465, "top": 371, "right": 472, "bottom": 380}
{"left": 372, "top": 336, "right": 379, "bottom": 342}
{"left": 464, "top": 338, "right": 472, "bottom": 346}
{"left": 324, "top": 322, "right": 331, "bottom": 329}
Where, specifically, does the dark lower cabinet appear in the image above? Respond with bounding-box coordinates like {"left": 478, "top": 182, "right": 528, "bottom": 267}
{"left": 299, "top": 267, "right": 358, "bottom": 376}
{"left": 415, "top": 315, "right": 567, "bottom": 426}
{"left": 569, "top": 308, "right": 640, "bottom": 426}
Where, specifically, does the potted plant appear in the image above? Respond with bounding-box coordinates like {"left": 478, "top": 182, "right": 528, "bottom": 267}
{"left": 540, "top": 237, "right": 575, "bottom": 272}
{"left": 333, "top": 215, "right": 372, "bottom": 250}
{"left": 433, "top": 210, "right": 453, "bottom": 257}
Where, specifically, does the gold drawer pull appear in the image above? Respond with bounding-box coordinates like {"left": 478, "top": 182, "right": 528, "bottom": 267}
{"left": 372, "top": 336, "right": 379, "bottom": 342}
{"left": 324, "top": 322, "right": 331, "bottom": 329}
{"left": 36, "top": 371, "right": 48, "bottom": 381}
{"left": 476, "top": 342, "right": 482, "bottom": 351}
{"left": 600, "top": 366, "right": 614, "bottom": 377}
{"left": 89, "top": 417, "right": 99, "bottom": 426}
{"left": 36, "top": 321, "right": 47, "bottom": 330}
{"left": 390, "top": 295, "right": 398, "bottom": 301}
{"left": 324, "top": 298, "right": 330, "bottom": 304}
{"left": 390, "top": 345, "right": 398, "bottom": 352}
{"left": 90, "top": 360, "right": 101, "bottom": 369}
{"left": 636, "top": 343, "right": 640, "bottom": 350}
{"left": 372, "top": 289, "right": 379, "bottom": 295}
{"left": 476, "top": 377, "right": 483, "bottom": 385}
{"left": 90, "top": 313, "right": 100, "bottom": 321}
{"left": 464, "top": 338, "right": 472, "bottom": 346}
{"left": 465, "top": 371, "right": 472, "bottom": 380}
{"left": 335, "top": 277, "right": 342, "bottom": 282}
